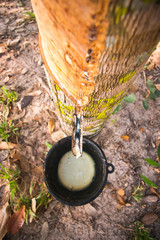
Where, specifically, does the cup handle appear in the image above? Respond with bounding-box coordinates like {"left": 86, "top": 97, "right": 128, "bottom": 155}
{"left": 106, "top": 163, "right": 114, "bottom": 174}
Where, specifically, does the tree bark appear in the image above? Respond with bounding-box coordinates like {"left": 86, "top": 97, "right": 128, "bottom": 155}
{"left": 31, "top": 0, "right": 160, "bottom": 136}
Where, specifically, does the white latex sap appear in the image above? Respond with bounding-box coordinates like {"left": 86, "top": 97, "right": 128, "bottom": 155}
{"left": 58, "top": 151, "right": 95, "bottom": 191}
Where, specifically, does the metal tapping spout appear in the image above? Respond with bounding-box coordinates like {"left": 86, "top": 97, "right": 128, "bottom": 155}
{"left": 72, "top": 107, "right": 83, "bottom": 158}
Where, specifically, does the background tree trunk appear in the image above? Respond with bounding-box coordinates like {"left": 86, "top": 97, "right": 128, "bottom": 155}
{"left": 31, "top": 0, "right": 160, "bottom": 136}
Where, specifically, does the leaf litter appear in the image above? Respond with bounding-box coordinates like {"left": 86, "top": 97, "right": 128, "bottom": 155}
{"left": 0, "top": 202, "right": 11, "bottom": 240}
{"left": 0, "top": 142, "right": 16, "bottom": 150}
{"left": 7, "top": 205, "right": 25, "bottom": 235}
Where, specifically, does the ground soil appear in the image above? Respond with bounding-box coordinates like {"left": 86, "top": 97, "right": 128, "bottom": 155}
{"left": 0, "top": 1, "right": 160, "bottom": 240}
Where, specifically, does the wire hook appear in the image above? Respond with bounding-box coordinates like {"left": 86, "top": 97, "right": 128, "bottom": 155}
{"left": 72, "top": 107, "right": 83, "bottom": 158}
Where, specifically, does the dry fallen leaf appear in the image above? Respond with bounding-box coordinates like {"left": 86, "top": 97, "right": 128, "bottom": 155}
{"left": 0, "top": 202, "right": 11, "bottom": 240}
{"left": 0, "top": 184, "right": 10, "bottom": 208}
{"left": 141, "top": 213, "right": 158, "bottom": 225}
{"left": 118, "top": 188, "right": 125, "bottom": 197}
{"left": 150, "top": 187, "right": 160, "bottom": 198}
{"left": 40, "top": 221, "right": 49, "bottom": 240}
{"left": 117, "top": 194, "right": 126, "bottom": 210}
{"left": 117, "top": 188, "right": 126, "bottom": 210}
{"left": 148, "top": 62, "right": 155, "bottom": 71}
{"left": 48, "top": 118, "right": 55, "bottom": 134}
{"left": 7, "top": 37, "right": 21, "bottom": 47}
{"left": 84, "top": 204, "right": 97, "bottom": 216}
{"left": 117, "top": 203, "right": 123, "bottom": 210}
{"left": 117, "top": 195, "right": 125, "bottom": 205}
{"left": 147, "top": 42, "right": 160, "bottom": 70}
{"left": 156, "top": 139, "right": 160, "bottom": 147}
{"left": 11, "top": 109, "right": 26, "bottom": 121}
{"left": 0, "top": 142, "right": 16, "bottom": 150}
{"left": 33, "top": 165, "right": 43, "bottom": 174}
{"left": 0, "top": 45, "right": 6, "bottom": 54}
{"left": 10, "top": 146, "right": 30, "bottom": 172}
{"left": 10, "top": 149, "right": 22, "bottom": 161}
{"left": 155, "top": 84, "right": 160, "bottom": 91}
{"left": 19, "top": 157, "right": 30, "bottom": 173}
{"left": 150, "top": 42, "right": 160, "bottom": 68}
{"left": 139, "top": 127, "right": 145, "bottom": 133}
{"left": 32, "top": 198, "right": 36, "bottom": 213}
{"left": 3, "top": 106, "right": 9, "bottom": 119}
{"left": 7, "top": 205, "right": 25, "bottom": 235}
{"left": 121, "top": 135, "right": 130, "bottom": 142}
{"left": 51, "top": 130, "right": 67, "bottom": 142}
{"left": 29, "top": 90, "right": 42, "bottom": 96}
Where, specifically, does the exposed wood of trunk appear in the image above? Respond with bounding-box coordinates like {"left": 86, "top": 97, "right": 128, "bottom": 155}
{"left": 32, "top": 0, "right": 111, "bottom": 106}
{"left": 31, "top": 0, "right": 160, "bottom": 136}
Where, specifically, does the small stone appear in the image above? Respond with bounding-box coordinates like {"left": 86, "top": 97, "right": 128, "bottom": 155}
{"left": 21, "top": 68, "right": 28, "bottom": 75}
{"left": 0, "top": 46, "right": 6, "bottom": 54}
{"left": 38, "top": 59, "right": 43, "bottom": 66}
{"left": 143, "top": 195, "right": 158, "bottom": 203}
{"left": 20, "top": 95, "right": 33, "bottom": 109}
{"left": 7, "top": 37, "right": 21, "bottom": 47}
{"left": 125, "top": 203, "right": 131, "bottom": 207}
{"left": 51, "top": 130, "right": 66, "bottom": 142}
{"left": 23, "top": 41, "right": 30, "bottom": 48}
{"left": 16, "top": 18, "right": 24, "bottom": 25}
{"left": 141, "top": 213, "right": 158, "bottom": 225}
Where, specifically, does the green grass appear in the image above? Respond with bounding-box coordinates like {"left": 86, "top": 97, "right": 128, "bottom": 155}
{"left": 140, "top": 145, "right": 160, "bottom": 189}
{"left": 23, "top": 11, "right": 36, "bottom": 21}
{"left": 130, "top": 221, "right": 156, "bottom": 240}
{"left": 0, "top": 117, "right": 18, "bottom": 142}
{"left": 36, "top": 184, "right": 52, "bottom": 210}
{"left": 15, "top": 182, "right": 52, "bottom": 224}
{"left": 0, "top": 161, "right": 53, "bottom": 224}
{"left": 143, "top": 79, "right": 160, "bottom": 110}
{"left": 0, "top": 164, "right": 53, "bottom": 224}
{"left": 0, "top": 85, "right": 52, "bottom": 223}
{"left": 0, "top": 86, "right": 19, "bottom": 142}
{"left": 0, "top": 86, "right": 18, "bottom": 106}
{"left": 18, "top": 195, "right": 36, "bottom": 224}
{"left": 0, "top": 164, "right": 20, "bottom": 205}
{"left": 132, "top": 185, "right": 144, "bottom": 202}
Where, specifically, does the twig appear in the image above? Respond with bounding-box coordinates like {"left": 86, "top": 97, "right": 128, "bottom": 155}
{"left": 143, "top": 71, "right": 146, "bottom": 84}
{"left": 36, "top": 76, "right": 53, "bottom": 99}
{"left": 114, "top": 223, "right": 133, "bottom": 231}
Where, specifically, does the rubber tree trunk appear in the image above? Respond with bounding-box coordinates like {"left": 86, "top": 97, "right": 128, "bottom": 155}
{"left": 31, "top": 0, "right": 160, "bottom": 136}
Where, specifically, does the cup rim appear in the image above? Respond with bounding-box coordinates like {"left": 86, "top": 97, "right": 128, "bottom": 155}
{"left": 43, "top": 136, "right": 114, "bottom": 206}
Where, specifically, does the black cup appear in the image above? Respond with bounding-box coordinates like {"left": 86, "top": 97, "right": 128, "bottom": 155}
{"left": 43, "top": 136, "right": 114, "bottom": 206}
